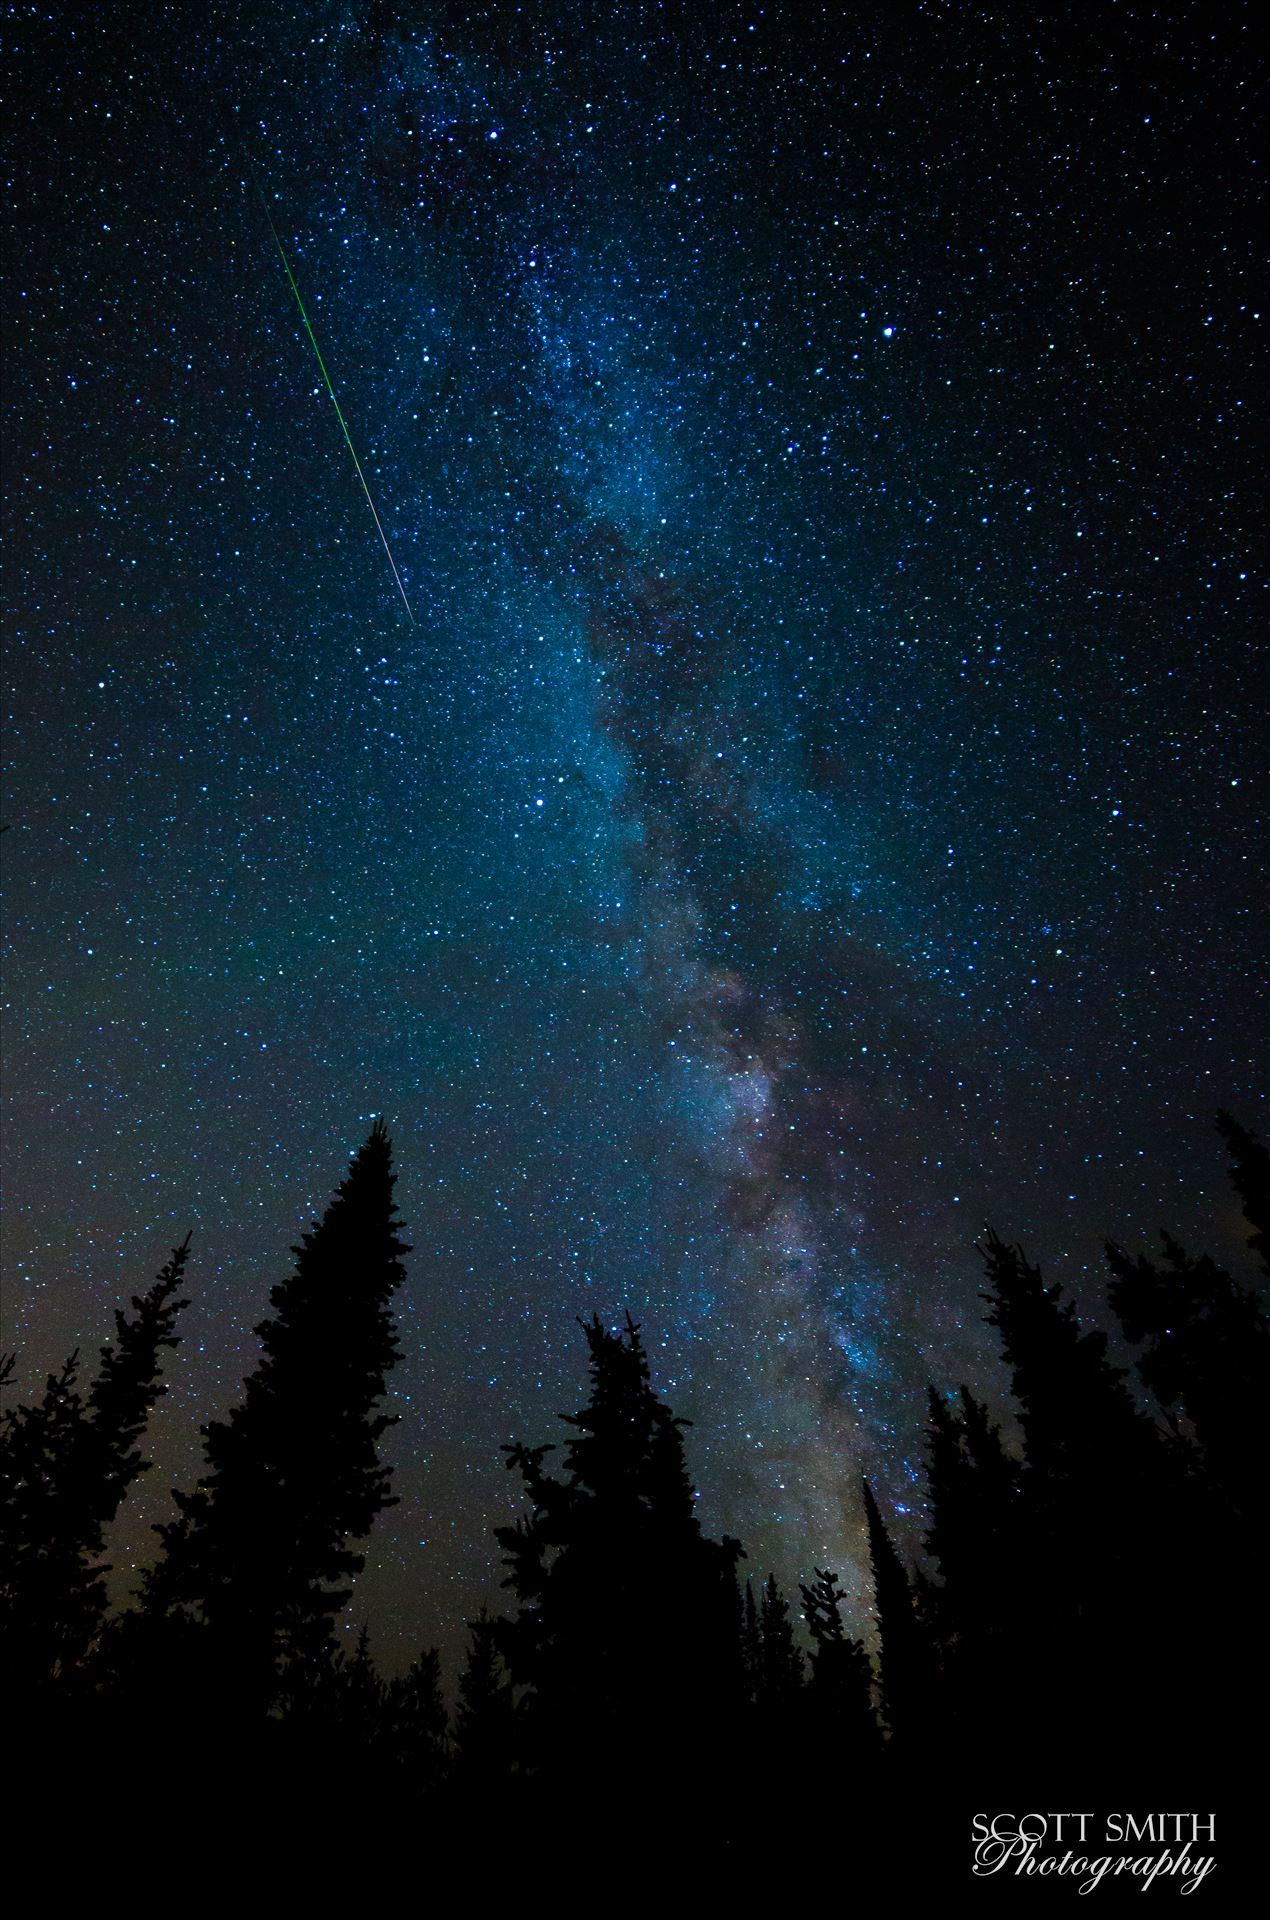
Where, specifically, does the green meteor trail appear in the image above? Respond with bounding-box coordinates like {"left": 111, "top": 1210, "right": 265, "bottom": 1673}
{"left": 248, "top": 171, "right": 415, "bottom": 624}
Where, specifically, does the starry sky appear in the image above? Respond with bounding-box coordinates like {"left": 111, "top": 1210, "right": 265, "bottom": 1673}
{"left": 3, "top": 0, "right": 1264, "bottom": 1672}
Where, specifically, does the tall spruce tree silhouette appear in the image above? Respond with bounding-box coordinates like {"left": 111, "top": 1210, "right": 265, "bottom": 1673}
{"left": 1105, "top": 1116, "right": 1270, "bottom": 1529}
{"left": 0, "top": 1237, "right": 190, "bottom": 1696}
{"left": 495, "top": 1312, "right": 743, "bottom": 1794}
{"left": 453, "top": 1608, "right": 518, "bottom": 1788}
{"left": 920, "top": 1383, "right": 1021, "bottom": 1745}
{"left": 861, "top": 1477, "right": 931, "bottom": 1753}
{"left": 146, "top": 1121, "right": 408, "bottom": 1710}
{"left": 979, "top": 1230, "right": 1157, "bottom": 1492}
{"left": 279, "top": 1621, "right": 448, "bottom": 1808}
{"left": 1105, "top": 1235, "right": 1266, "bottom": 1518}
{"left": 799, "top": 1566, "right": 879, "bottom": 1764}
{"left": 736, "top": 1570, "right": 807, "bottom": 1789}
{"left": 756, "top": 1571, "right": 804, "bottom": 1721}
{"left": 978, "top": 1228, "right": 1178, "bottom": 1763}
{"left": 1099, "top": 1113, "right": 1270, "bottom": 1747}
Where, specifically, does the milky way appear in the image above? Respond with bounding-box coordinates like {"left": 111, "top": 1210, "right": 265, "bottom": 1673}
{"left": 3, "top": 2, "right": 1263, "bottom": 1670}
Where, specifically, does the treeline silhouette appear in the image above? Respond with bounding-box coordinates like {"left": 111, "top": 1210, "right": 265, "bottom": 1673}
{"left": 3, "top": 1113, "right": 1266, "bottom": 1860}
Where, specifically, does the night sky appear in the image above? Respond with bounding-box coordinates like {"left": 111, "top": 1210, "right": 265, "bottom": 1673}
{"left": 3, "top": 1, "right": 1263, "bottom": 1673}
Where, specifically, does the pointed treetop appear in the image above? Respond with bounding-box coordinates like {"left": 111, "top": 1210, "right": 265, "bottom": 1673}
{"left": 146, "top": 1122, "right": 410, "bottom": 1675}
{"left": 979, "top": 1226, "right": 1149, "bottom": 1482}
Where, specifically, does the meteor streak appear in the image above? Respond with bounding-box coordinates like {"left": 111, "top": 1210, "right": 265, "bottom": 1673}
{"left": 247, "top": 168, "right": 415, "bottom": 624}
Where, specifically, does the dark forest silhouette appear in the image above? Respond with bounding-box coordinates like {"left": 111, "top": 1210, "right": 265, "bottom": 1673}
{"left": 3, "top": 1110, "right": 1267, "bottom": 1862}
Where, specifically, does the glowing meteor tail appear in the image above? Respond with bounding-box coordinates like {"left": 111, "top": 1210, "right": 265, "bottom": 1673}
{"left": 247, "top": 167, "right": 415, "bottom": 624}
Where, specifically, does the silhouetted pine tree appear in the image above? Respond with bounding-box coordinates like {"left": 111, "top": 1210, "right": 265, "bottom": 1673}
{"left": 1104, "top": 1116, "right": 1270, "bottom": 1532}
{"left": 1099, "top": 1115, "right": 1270, "bottom": 1743}
{"left": 979, "top": 1229, "right": 1181, "bottom": 1758}
{"left": 1105, "top": 1234, "right": 1266, "bottom": 1520}
{"left": 861, "top": 1477, "right": 932, "bottom": 1752}
{"left": 0, "top": 1237, "right": 189, "bottom": 1693}
{"left": 284, "top": 1621, "right": 381, "bottom": 1749}
{"left": 453, "top": 1608, "right": 518, "bottom": 1787}
{"left": 383, "top": 1647, "right": 449, "bottom": 1794}
{"left": 754, "top": 1571, "right": 803, "bottom": 1729}
{"left": 920, "top": 1384, "right": 1022, "bottom": 1739}
{"left": 494, "top": 1313, "right": 743, "bottom": 1792}
{"left": 280, "top": 1625, "right": 447, "bottom": 1805}
{"left": 980, "top": 1229, "right": 1157, "bottom": 1493}
{"left": 145, "top": 1122, "right": 408, "bottom": 1709}
{"left": 799, "top": 1566, "right": 879, "bottom": 1762}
